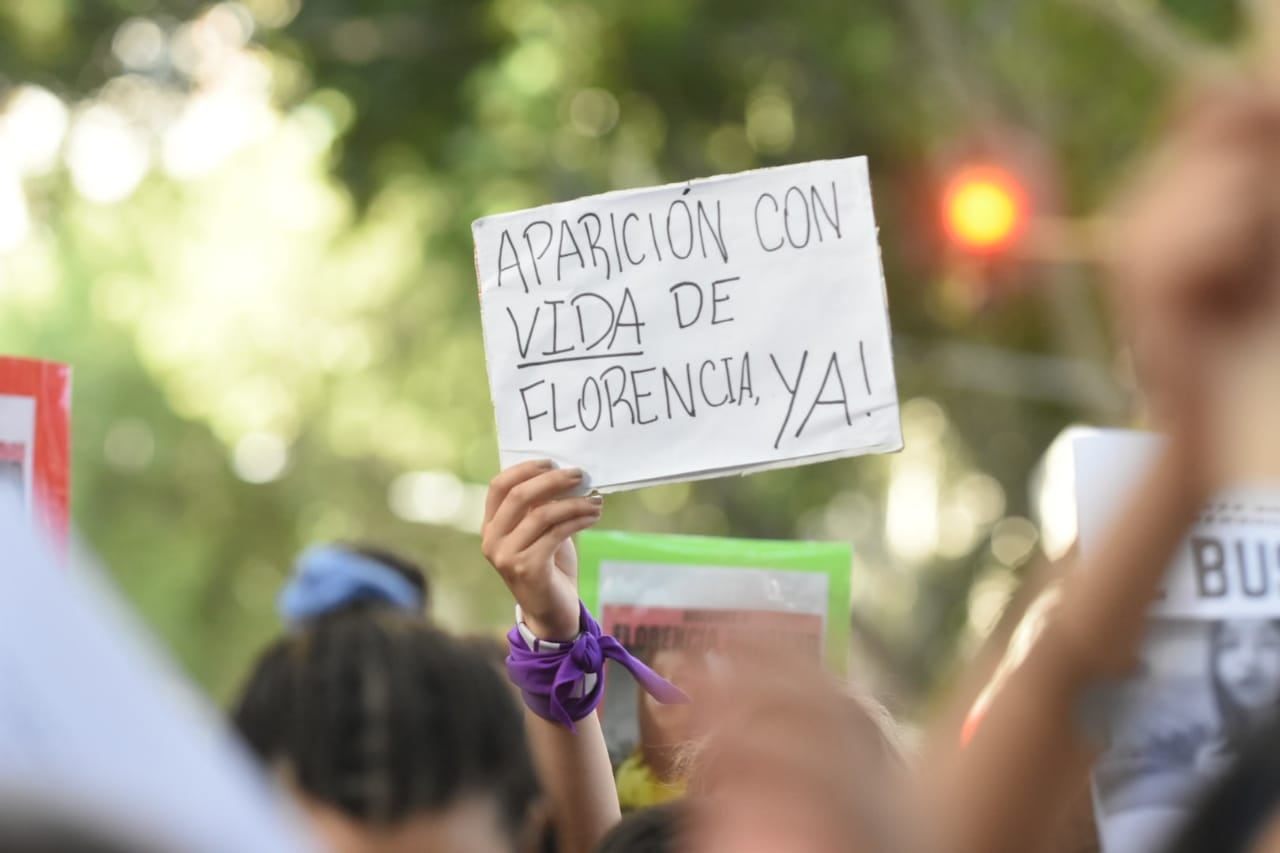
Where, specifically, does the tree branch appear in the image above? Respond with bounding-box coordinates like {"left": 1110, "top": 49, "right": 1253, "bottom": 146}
{"left": 1063, "top": 0, "right": 1234, "bottom": 77}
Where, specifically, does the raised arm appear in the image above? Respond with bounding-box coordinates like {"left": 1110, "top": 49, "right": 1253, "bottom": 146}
{"left": 481, "top": 461, "right": 619, "bottom": 853}
{"left": 924, "top": 433, "right": 1208, "bottom": 853}
{"left": 924, "top": 85, "right": 1280, "bottom": 853}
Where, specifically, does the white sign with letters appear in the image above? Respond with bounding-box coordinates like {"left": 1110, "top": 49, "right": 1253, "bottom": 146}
{"left": 1077, "top": 430, "right": 1280, "bottom": 853}
{"left": 474, "top": 157, "right": 902, "bottom": 492}
{"left": 1076, "top": 430, "right": 1280, "bottom": 620}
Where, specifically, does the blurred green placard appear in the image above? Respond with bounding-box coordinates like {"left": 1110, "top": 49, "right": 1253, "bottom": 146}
{"left": 578, "top": 530, "right": 852, "bottom": 675}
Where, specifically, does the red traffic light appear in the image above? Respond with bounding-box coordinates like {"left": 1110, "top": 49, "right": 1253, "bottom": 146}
{"left": 941, "top": 165, "right": 1029, "bottom": 254}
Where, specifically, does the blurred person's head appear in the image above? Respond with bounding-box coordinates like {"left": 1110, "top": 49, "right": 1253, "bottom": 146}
{"left": 345, "top": 543, "right": 431, "bottom": 610}
{"left": 457, "top": 632, "right": 511, "bottom": 676}
{"left": 686, "top": 679, "right": 907, "bottom": 789}
{"left": 594, "top": 802, "right": 685, "bottom": 853}
{"left": 1210, "top": 619, "right": 1280, "bottom": 739}
{"left": 235, "top": 543, "right": 431, "bottom": 761}
{"left": 450, "top": 634, "right": 559, "bottom": 853}
{"left": 233, "top": 546, "right": 538, "bottom": 853}
{"left": 685, "top": 651, "right": 909, "bottom": 853}
{"left": 275, "top": 543, "right": 430, "bottom": 623}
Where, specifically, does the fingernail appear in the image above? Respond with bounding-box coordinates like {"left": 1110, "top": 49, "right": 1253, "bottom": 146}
{"left": 588, "top": 494, "right": 604, "bottom": 505}
{"left": 567, "top": 468, "right": 585, "bottom": 480}
{"left": 536, "top": 459, "right": 554, "bottom": 469}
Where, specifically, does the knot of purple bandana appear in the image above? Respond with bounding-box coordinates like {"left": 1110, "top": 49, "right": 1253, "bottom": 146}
{"left": 506, "top": 601, "right": 689, "bottom": 731}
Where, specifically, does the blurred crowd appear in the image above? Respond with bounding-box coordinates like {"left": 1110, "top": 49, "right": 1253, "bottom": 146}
{"left": 8, "top": 38, "right": 1280, "bottom": 853}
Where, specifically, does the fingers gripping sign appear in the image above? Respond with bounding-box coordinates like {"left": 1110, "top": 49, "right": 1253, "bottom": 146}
{"left": 482, "top": 460, "right": 604, "bottom": 640}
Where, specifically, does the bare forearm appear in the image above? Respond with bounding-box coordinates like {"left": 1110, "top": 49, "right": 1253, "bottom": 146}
{"left": 525, "top": 708, "right": 620, "bottom": 853}
{"left": 1054, "top": 433, "right": 1206, "bottom": 675}
{"left": 928, "top": 437, "right": 1208, "bottom": 853}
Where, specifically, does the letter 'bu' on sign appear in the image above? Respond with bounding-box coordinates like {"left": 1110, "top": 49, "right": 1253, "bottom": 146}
{"left": 1075, "top": 429, "right": 1280, "bottom": 618}
{"left": 471, "top": 157, "right": 903, "bottom": 493}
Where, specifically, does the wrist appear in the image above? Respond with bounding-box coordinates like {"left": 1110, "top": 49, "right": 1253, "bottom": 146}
{"left": 506, "top": 600, "right": 688, "bottom": 731}
{"left": 519, "top": 606, "right": 582, "bottom": 644}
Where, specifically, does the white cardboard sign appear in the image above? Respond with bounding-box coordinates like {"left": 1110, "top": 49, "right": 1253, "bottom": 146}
{"left": 473, "top": 157, "right": 902, "bottom": 492}
{"left": 1076, "top": 430, "right": 1280, "bottom": 620}
{"left": 0, "top": 497, "right": 318, "bottom": 853}
{"left": 1075, "top": 430, "right": 1280, "bottom": 853}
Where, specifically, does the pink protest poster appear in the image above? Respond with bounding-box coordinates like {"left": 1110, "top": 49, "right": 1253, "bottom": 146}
{"left": 603, "top": 604, "right": 825, "bottom": 659}
{"left": 0, "top": 357, "right": 71, "bottom": 543}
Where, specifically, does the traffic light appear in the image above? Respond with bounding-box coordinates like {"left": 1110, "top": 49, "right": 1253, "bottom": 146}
{"left": 941, "top": 165, "right": 1029, "bottom": 255}
{"left": 925, "top": 131, "right": 1055, "bottom": 312}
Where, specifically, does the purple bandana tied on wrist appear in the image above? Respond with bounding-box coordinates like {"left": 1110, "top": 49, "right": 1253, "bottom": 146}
{"left": 506, "top": 601, "right": 689, "bottom": 731}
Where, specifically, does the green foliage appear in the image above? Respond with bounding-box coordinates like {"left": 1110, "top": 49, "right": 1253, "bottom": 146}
{"left": 0, "top": 0, "right": 1241, "bottom": 708}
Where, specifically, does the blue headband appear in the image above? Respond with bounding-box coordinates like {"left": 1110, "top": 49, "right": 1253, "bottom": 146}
{"left": 277, "top": 545, "right": 423, "bottom": 625}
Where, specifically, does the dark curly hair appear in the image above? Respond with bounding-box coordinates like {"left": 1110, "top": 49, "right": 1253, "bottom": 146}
{"left": 232, "top": 608, "right": 538, "bottom": 841}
